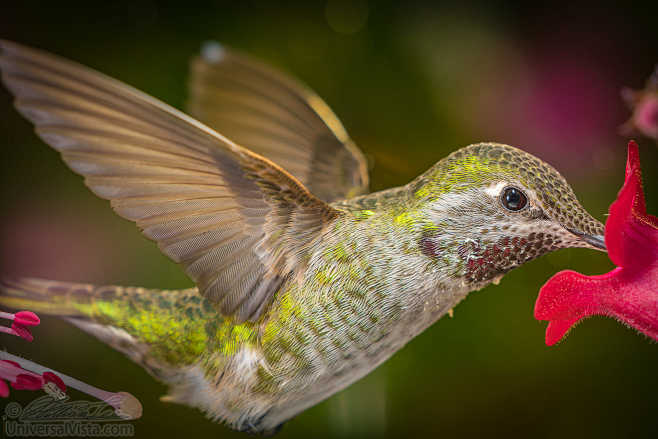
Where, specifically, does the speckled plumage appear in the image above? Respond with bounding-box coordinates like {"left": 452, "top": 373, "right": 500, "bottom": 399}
{"left": 0, "top": 41, "right": 606, "bottom": 434}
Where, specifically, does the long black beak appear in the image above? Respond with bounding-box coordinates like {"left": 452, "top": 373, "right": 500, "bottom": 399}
{"left": 581, "top": 234, "right": 606, "bottom": 250}
{"left": 567, "top": 228, "right": 606, "bottom": 251}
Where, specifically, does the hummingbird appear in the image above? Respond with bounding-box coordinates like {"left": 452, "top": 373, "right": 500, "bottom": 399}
{"left": 0, "top": 40, "right": 606, "bottom": 434}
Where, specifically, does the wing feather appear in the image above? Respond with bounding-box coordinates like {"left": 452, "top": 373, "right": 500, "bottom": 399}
{"left": 187, "top": 42, "right": 369, "bottom": 202}
{"left": 0, "top": 40, "right": 341, "bottom": 322}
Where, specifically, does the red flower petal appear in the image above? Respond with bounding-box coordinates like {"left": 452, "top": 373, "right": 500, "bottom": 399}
{"left": 13, "top": 311, "right": 40, "bottom": 327}
{"left": 0, "top": 380, "right": 8, "bottom": 398}
{"left": 535, "top": 141, "right": 658, "bottom": 345}
{"left": 1, "top": 360, "right": 21, "bottom": 369}
{"left": 43, "top": 372, "right": 66, "bottom": 392}
{"left": 10, "top": 323, "right": 33, "bottom": 342}
{"left": 11, "top": 373, "right": 43, "bottom": 391}
{"left": 545, "top": 319, "right": 579, "bottom": 346}
{"left": 606, "top": 141, "right": 658, "bottom": 267}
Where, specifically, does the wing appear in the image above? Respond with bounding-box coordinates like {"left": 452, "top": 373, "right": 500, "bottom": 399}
{"left": 0, "top": 40, "right": 342, "bottom": 322}
{"left": 186, "top": 42, "right": 369, "bottom": 202}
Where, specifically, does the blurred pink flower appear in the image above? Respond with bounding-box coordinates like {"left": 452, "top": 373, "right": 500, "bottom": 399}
{"left": 622, "top": 67, "right": 658, "bottom": 141}
{"left": 0, "top": 308, "right": 142, "bottom": 419}
{"left": 0, "top": 309, "right": 66, "bottom": 398}
{"left": 1, "top": 310, "right": 40, "bottom": 326}
{"left": 0, "top": 358, "right": 66, "bottom": 398}
{"left": 0, "top": 310, "right": 39, "bottom": 341}
{"left": 535, "top": 141, "right": 658, "bottom": 345}
{"left": 474, "top": 48, "right": 620, "bottom": 174}
{"left": 0, "top": 352, "right": 142, "bottom": 419}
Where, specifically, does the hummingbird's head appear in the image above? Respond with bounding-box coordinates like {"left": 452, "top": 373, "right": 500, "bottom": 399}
{"left": 413, "top": 143, "right": 605, "bottom": 284}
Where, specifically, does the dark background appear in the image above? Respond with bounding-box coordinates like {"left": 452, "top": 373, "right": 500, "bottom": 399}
{"left": 1, "top": 1, "right": 657, "bottom": 438}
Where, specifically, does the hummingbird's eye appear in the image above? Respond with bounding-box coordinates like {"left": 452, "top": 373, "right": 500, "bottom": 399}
{"left": 501, "top": 187, "right": 528, "bottom": 211}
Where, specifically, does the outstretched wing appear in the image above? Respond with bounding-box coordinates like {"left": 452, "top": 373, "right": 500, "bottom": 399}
{"left": 0, "top": 40, "right": 341, "bottom": 322}
{"left": 187, "top": 42, "right": 369, "bottom": 202}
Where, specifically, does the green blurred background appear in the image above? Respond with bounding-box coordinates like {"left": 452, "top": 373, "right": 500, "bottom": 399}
{"left": 1, "top": 1, "right": 657, "bottom": 438}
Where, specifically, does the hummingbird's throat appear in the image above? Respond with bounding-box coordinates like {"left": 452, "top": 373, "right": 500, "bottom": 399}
{"left": 461, "top": 232, "right": 561, "bottom": 283}
{"left": 421, "top": 231, "right": 561, "bottom": 284}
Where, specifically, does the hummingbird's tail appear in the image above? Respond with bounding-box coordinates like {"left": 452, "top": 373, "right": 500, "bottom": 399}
{"left": 0, "top": 277, "right": 212, "bottom": 380}
{"left": 0, "top": 278, "right": 275, "bottom": 431}
{"left": 1, "top": 277, "right": 106, "bottom": 317}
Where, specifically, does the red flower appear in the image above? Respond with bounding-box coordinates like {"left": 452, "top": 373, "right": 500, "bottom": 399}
{"left": 0, "top": 359, "right": 54, "bottom": 396}
{"left": 0, "top": 309, "right": 142, "bottom": 418}
{"left": 0, "top": 310, "right": 40, "bottom": 342}
{"left": 535, "top": 141, "right": 658, "bottom": 345}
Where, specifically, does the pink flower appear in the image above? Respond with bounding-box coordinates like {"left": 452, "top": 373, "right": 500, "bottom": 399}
{"left": 0, "top": 313, "right": 68, "bottom": 399}
{"left": 0, "top": 352, "right": 142, "bottom": 419}
{"left": 621, "top": 67, "right": 658, "bottom": 141}
{"left": 0, "top": 309, "right": 141, "bottom": 419}
{"left": 0, "top": 310, "right": 40, "bottom": 341}
{"left": 5, "top": 310, "right": 40, "bottom": 326}
{"left": 0, "top": 359, "right": 62, "bottom": 396}
{"left": 535, "top": 141, "right": 658, "bottom": 345}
